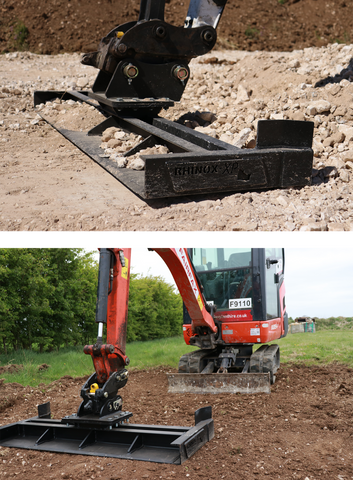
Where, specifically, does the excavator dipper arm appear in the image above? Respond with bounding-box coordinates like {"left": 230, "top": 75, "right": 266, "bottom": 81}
{"left": 79, "top": 248, "right": 131, "bottom": 418}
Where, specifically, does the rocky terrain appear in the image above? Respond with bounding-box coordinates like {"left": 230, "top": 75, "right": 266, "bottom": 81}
{"left": 2, "top": 43, "right": 353, "bottom": 230}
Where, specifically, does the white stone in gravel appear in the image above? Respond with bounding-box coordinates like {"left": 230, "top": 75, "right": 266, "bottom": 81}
{"left": 107, "top": 138, "right": 123, "bottom": 149}
{"left": 270, "top": 113, "right": 284, "bottom": 120}
{"left": 219, "top": 133, "right": 233, "bottom": 143}
{"left": 236, "top": 84, "right": 250, "bottom": 103}
{"left": 102, "top": 127, "right": 119, "bottom": 142}
{"left": 197, "top": 85, "right": 208, "bottom": 96}
{"left": 194, "top": 126, "right": 218, "bottom": 138}
{"left": 289, "top": 59, "right": 300, "bottom": 68}
{"left": 276, "top": 195, "right": 288, "bottom": 207}
{"left": 341, "top": 150, "right": 353, "bottom": 162}
{"left": 127, "top": 158, "right": 145, "bottom": 170}
{"left": 76, "top": 77, "right": 88, "bottom": 88}
{"left": 330, "top": 157, "right": 345, "bottom": 170}
{"left": 114, "top": 156, "right": 128, "bottom": 167}
{"left": 114, "top": 131, "right": 128, "bottom": 140}
{"left": 306, "top": 100, "right": 331, "bottom": 115}
{"left": 337, "top": 125, "right": 353, "bottom": 142}
{"left": 232, "top": 128, "right": 252, "bottom": 148}
{"left": 339, "top": 170, "right": 350, "bottom": 182}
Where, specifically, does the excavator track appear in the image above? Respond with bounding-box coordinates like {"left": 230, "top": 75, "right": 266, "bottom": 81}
{"left": 250, "top": 344, "right": 280, "bottom": 384}
{"left": 179, "top": 350, "right": 215, "bottom": 374}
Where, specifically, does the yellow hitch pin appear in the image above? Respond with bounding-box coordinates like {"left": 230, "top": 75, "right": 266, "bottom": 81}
{"left": 116, "top": 31, "right": 124, "bottom": 38}
{"left": 90, "top": 383, "right": 99, "bottom": 394}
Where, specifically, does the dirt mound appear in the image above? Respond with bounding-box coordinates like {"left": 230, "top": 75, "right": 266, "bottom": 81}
{"left": 0, "top": 364, "right": 23, "bottom": 375}
{"left": 0, "top": 0, "right": 352, "bottom": 55}
{"left": 0, "top": 363, "right": 353, "bottom": 479}
{"left": 37, "top": 363, "right": 50, "bottom": 371}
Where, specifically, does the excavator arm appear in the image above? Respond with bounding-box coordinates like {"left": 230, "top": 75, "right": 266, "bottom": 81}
{"left": 78, "top": 248, "right": 131, "bottom": 418}
{"left": 80, "top": 247, "right": 217, "bottom": 419}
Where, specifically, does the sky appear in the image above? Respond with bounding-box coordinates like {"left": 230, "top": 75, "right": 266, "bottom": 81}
{"left": 129, "top": 247, "right": 353, "bottom": 319}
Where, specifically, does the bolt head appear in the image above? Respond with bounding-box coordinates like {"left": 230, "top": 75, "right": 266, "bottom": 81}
{"left": 173, "top": 66, "right": 189, "bottom": 81}
{"left": 118, "top": 43, "right": 127, "bottom": 54}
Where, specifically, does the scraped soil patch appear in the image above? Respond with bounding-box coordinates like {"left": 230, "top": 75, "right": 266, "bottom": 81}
{"left": 1, "top": 0, "right": 353, "bottom": 54}
{"left": 0, "top": 363, "right": 353, "bottom": 479}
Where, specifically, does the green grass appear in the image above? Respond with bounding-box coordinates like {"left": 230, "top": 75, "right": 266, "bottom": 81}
{"left": 268, "top": 330, "right": 353, "bottom": 366}
{"left": 0, "top": 347, "right": 93, "bottom": 386}
{"left": 126, "top": 336, "right": 195, "bottom": 370}
{"left": 0, "top": 338, "right": 196, "bottom": 387}
{"left": 1, "top": 327, "right": 353, "bottom": 387}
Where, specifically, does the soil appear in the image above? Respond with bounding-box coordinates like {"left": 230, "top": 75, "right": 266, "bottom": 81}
{"left": 2, "top": 46, "right": 353, "bottom": 231}
{"left": 0, "top": 0, "right": 353, "bottom": 54}
{"left": 0, "top": 363, "right": 353, "bottom": 479}
{"left": 0, "top": 365, "right": 23, "bottom": 375}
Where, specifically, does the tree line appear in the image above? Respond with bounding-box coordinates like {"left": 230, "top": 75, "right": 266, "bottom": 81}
{"left": 0, "top": 249, "right": 183, "bottom": 354}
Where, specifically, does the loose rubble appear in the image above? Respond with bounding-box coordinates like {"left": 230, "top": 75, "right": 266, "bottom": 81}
{"left": 98, "top": 126, "right": 170, "bottom": 170}
{"left": 2, "top": 45, "right": 353, "bottom": 230}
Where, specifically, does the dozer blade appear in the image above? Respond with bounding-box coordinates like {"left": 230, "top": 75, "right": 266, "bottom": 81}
{"left": 167, "top": 373, "right": 271, "bottom": 394}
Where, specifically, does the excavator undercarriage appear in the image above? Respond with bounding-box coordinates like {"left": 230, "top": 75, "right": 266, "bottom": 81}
{"left": 168, "top": 345, "right": 280, "bottom": 394}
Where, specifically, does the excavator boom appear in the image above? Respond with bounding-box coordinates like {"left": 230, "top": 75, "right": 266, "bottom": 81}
{"left": 153, "top": 248, "right": 217, "bottom": 333}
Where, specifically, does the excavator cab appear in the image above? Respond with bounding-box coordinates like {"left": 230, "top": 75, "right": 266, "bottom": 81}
{"left": 168, "top": 248, "right": 287, "bottom": 393}
{"left": 185, "top": 248, "right": 287, "bottom": 341}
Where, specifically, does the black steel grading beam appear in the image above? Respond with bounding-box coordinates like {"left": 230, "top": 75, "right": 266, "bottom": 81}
{"left": 33, "top": 90, "right": 314, "bottom": 200}
{"left": 0, "top": 406, "right": 213, "bottom": 464}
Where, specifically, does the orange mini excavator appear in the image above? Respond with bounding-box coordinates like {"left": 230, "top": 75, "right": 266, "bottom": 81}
{"left": 153, "top": 248, "right": 287, "bottom": 394}
{"left": 0, "top": 247, "right": 287, "bottom": 463}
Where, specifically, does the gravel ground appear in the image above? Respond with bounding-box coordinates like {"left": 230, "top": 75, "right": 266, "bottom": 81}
{"left": 2, "top": 44, "right": 353, "bottom": 231}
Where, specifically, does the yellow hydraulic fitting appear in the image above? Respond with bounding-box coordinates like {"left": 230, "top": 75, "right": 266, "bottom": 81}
{"left": 116, "top": 31, "right": 124, "bottom": 38}
{"left": 89, "top": 383, "right": 99, "bottom": 394}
